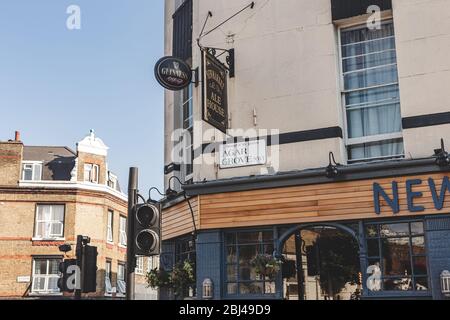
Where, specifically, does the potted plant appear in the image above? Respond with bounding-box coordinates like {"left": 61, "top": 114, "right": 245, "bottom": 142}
{"left": 146, "top": 260, "right": 195, "bottom": 300}
{"left": 250, "top": 254, "right": 282, "bottom": 280}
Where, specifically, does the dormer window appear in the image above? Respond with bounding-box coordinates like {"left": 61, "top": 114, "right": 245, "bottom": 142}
{"left": 22, "top": 162, "right": 43, "bottom": 181}
{"left": 84, "top": 163, "right": 99, "bottom": 184}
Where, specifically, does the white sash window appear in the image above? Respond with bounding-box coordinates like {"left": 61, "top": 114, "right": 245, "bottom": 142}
{"left": 34, "top": 205, "right": 65, "bottom": 239}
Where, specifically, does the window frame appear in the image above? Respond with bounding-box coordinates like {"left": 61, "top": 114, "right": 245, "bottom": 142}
{"left": 117, "top": 262, "right": 126, "bottom": 297}
{"left": 224, "top": 229, "right": 276, "bottom": 298}
{"left": 135, "top": 256, "right": 145, "bottom": 275}
{"left": 119, "top": 215, "right": 127, "bottom": 247}
{"left": 107, "top": 210, "right": 114, "bottom": 244}
{"left": 338, "top": 19, "right": 405, "bottom": 164}
{"left": 181, "top": 83, "right": 194, "bottom": 182}
{"left": 31, "top": 257, "right": 62, "bottom": 295}
{"left": 105, "top": 259, "right": 113, "bottom": 296}
{"left": 21, "top": 161, "right": 43, "bottom": 181}
{"left": 364, "top": 219, "right": 430, "bottom": 295}
{"left": 84, "top": 163, "right": 100, "bottom": 184}
{"left": 33, "top": 204, "right": 65, "bottom": 240}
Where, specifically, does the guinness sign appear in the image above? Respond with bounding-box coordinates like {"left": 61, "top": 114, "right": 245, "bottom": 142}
{"left": 202, "top": 51, "right": 228, "bottom": 133}
{"left": 154, "top": 56, "right": 192, "bottom": 91}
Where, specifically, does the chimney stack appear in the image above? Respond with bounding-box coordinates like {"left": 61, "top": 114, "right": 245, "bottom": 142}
{"left": 14, "top": 131, "right": 21, "bottom": 142}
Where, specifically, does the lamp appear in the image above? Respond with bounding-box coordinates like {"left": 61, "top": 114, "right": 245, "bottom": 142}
{"left": 202, "top": 278, "right": 214, "bottom": 300}
{"left": 441, "top": 270, "right": 450, "bottom": 297}
{"left": 166, "top": 176, "right": 185, "bottom": 200}
{"left": 325, "top": 152, "right": 340, "bottom": 178}
{"left": 434, "top": 139, "right": 450, "bottom": 167}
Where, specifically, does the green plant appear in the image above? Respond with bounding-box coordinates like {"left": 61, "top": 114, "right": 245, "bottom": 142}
{"left": 146, "top": 268, "right": 171, "bottom": 289}
{"left": 250, "top": 254, "right": 282, "bottom": 280}
{"left": 146, "top": 260, "right": 196, "bottom": 299}
{"left": 171, "top": 260, "right": 195, "bottom": 298}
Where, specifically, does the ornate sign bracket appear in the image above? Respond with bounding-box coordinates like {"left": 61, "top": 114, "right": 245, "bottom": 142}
{"left": 203, "top": 47, "right": 235, "bottom": 78}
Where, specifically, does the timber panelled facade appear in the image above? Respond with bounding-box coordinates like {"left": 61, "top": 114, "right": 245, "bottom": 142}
{"left": 162, "top": 0, "right": 450, "bottom": 300}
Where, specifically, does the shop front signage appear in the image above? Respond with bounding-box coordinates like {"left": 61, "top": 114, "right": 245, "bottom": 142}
{"left": 373, "top": 176, "right": 450, "bottom": 214}
{"left": 219, "top": 140, "right": 267, "bottom": 169}
{"left": 154, "top": 56, "right": 192, "bottom": 91}
{"left": 202, "top": 51, "right": 228, "bottom": 133}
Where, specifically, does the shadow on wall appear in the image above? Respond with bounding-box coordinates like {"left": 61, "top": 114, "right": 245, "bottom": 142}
{"left": 46, "top": 156, "right": 76, "bottom": 181}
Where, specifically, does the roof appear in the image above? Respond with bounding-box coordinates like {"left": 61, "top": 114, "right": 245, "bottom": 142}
{"left": 23, "top": 146, "right": 76, "bottom": 181}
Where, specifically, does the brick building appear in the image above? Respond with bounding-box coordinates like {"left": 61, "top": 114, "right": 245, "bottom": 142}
{"left": 0, "top": 131, "right": 157, "bottom": 299}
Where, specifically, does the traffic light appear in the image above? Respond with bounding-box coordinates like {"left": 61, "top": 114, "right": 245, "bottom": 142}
{"left": 133, "top": 202, "right": 160, "bottom": 256}
{"left": 82, "top": 245, "right": 98, "bottom": 293}
{"left": 58, "top": 259, "right": 78, "bottom": 292}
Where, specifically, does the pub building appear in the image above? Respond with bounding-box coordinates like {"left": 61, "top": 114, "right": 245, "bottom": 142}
{"left": 157, "top": 0, "right": 450, "bottom": 300}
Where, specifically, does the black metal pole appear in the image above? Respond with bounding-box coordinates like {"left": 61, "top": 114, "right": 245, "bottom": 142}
{"left": 75, "top": 235, "right": 83, "bottom": 300}
{"left": 126, "top": 167, "right": 138, "bottom": 300}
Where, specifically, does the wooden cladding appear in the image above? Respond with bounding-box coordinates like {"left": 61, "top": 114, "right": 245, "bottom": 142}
{"left": 162, "top": 196, "right": 199, "bottom": 240}
{"left": 331, "top": 0, "right": 392, "bottom": 21}
{"left": 162, "top": 173, "right": 450, "bottom": 239}
{"left": 200, "top": 173, "right": 450, "bottom": 229}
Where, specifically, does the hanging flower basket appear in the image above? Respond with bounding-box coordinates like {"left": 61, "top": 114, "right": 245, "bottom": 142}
{"left": 250, "top": 254, "right": 282, "bottom": 280}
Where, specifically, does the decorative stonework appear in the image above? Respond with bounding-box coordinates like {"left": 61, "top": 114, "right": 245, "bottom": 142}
{"left": 76, "top": 129, "right": 109, "bottom": 157}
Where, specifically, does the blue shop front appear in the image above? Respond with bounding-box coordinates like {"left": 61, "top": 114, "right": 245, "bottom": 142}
{"left": 161, "top": 161, "right": 450, "bottom": 300}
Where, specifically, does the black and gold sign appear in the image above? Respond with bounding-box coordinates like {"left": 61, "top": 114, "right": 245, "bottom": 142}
{"left": 202, "top": 51, "right": 228, "bottom": 133}
{"left": 154, "top": 56, "right": 192, "bottom": 91}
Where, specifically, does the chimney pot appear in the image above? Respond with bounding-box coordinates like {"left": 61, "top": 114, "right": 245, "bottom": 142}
{"left": 15, "top": 131, "right": 21, "bottom": 142}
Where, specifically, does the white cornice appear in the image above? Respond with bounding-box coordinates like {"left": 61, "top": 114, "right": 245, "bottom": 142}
{"left": 18, "top": 181, "right": 127, "bottom": 202}
{"left": 76, "top": 130, "right": 109, "bottom": 156}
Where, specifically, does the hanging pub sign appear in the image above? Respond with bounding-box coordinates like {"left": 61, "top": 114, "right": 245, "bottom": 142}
{"left": 154, "top": 56, "right": 192, "bottom": 91}
{"left": 202, "top": 51, "right": 228, "bottom": 133}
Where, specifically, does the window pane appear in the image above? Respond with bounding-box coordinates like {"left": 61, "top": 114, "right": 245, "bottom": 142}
{"left": 264, "top": 282, "right": 276, "bottom": 294}
{"left": 239, "top": 245, "right": 257, "bottom": 264}
{"left": 32, "top": 277, "right": 46, "bottom": 291}
{"left": 384, "top": 277, "right": 412, "bottom": 291}
{"left": 34, "top": 260, "right": 47, "bottom": 274}
{"left": 348, "top": 139, "right": 404, "bottom": 162}
{"left": 240, "top": 282, "right": 263, "bottom": 295}
{"left": 227, "top": 246, "right": 237, "bottom": 264}
{"left": 239, "top": 264, "right": 256, "bottom": 281}
{"left": 415, "top": 277, "right": 429, "bottom": 291}
{"left": 344, "top": 65, "right": 398, "bottom": 91}
{"left": 227, "top": 265, "right": 237, "bottom": 282}
{"left": 413, "top": 257, "right": 428, "bottom": 276}
{"left": 23, "top": 167, "right": 33, "bottom": 180}
{"left": 345, "top": 84, "right": 399, "bottom": 107}
{"left": 50, "top": 223, "right": 63, "bottom": 236}
{"left": 227, "top": 283, "right": 237, "bottom": 295}
{"left": 225, "top": 233, "right": 236, "bottom": 245}
{"left": 412, "top": 237, "right": 426, "bottom": 255}
{"left": 411, "top": 222, "right": 424, "bottom": 235}
{"left": 33, "top": 164, "right": 42, "bottom": 180}
{"left": 347, "top": 103, "right": 402, "bottom": 139}
{"left": 343, "top": 50, "right": 397, "bottom": 73}
{"left": 365, "top": 225, "right": 379, "bottom": 238}
{"left": 380, "top": 223, "right": 410, "bottom": 238}
{"left": 237, "top": 231, "right": 272, "bottom": 244}
{"left": 367, "top": 239, "right": 380, "bottom": 257}
{"left": 52, "top": 205, "right": 65, "bottom": 222}
{"left": 382, "top": 237, "right": 412, "bottom": 276}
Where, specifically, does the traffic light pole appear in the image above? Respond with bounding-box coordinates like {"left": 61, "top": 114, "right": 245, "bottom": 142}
{"left": 126, "top": 167, "right": 138, "bottom": 300}
{"left": 75, "top": 235, "right": 83, "bottom": 300}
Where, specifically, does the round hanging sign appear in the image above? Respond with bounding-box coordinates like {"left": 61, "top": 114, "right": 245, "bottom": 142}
{"left": 154, "top": 56, "right": 192, "bottom": 91}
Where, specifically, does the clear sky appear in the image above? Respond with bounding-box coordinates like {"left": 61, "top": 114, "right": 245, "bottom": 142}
{"left": 0, "top": 1, "right": 165, "bottom": 195}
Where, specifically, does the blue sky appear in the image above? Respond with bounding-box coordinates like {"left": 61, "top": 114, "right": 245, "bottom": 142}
{"left": 0, "top": 1, "right": 165, "bottom": 194}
